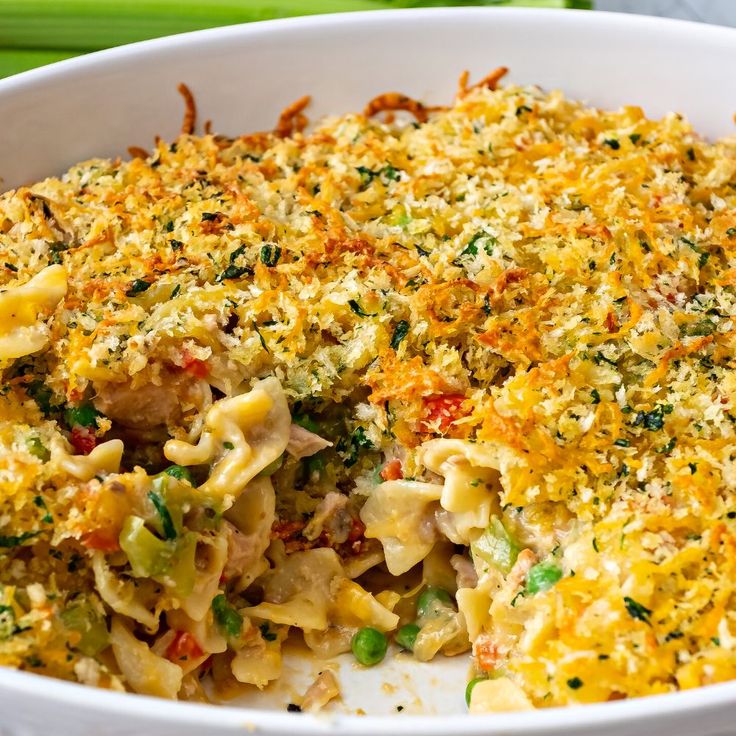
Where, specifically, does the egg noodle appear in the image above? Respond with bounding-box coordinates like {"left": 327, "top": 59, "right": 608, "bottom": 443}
{"left": 1, "top": 70, "right": 736, "bottom": 712}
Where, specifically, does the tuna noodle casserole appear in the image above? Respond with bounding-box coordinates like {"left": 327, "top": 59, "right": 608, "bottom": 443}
{"left": 2, "top": 71, "right": 736, "bottom": 713}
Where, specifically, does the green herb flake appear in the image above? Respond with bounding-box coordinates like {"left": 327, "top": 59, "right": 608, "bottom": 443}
{"left": 356, "top": 165, "right": 379, "bottom": 187}
{"left": 125, "top": 278, "right": 152, "bottom": 297}
{"left": 0, "top": 531, "right": 40, "bottom": 548}
{"left": 348, "top": 299, "right": 375, "bottom": 317}
{"left": 259, "top": 623, "right": 277, "bottom": 642}
{"left": 252, "top": 322, "right": 269, "bottom": 352}
{"left": 260, "top": 244, "right": 282, "bottom": 267}
{"left": 212, "top": 594, "right": 243, "bottom": 639}
{"left": 632, "top": 405, "right": 669, "bottom": 431}
{"left": 603, "top": 138, "right": 621, "bottom": 150}
{"left": 656, "top": 437, "right": 677, "bottom": 454}
{"left": 33, "top": 496, "right": 52, "bottom": 524}
{"left": 49, "top": 241, "right": 69, "bottom": 264}
{"left": 623, "top": 596, "right": 652, "bottom": 625}
{"left": 341, "top": 426, "right": 374, "bottom": 467}
{"left": 148, "top": 490, "right": 177, "bottom": 541}
{"left": 217, "top": 264, "right": 251, "bottom": 282}
{"left": 390, "top": 320, "right": 410, "bottom": 350}
{"left": 567, "top": 677, "right": 584, "bottom": 690}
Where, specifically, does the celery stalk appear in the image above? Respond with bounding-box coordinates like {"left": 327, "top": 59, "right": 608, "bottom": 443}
{"left": 0, "top": 0, "right": 392, "bottom": 51}
{"left": 0, "top": 0, "right": 590, "bottom": 53}
{"left": 0, "top": 49, "right": 78, "bottom": 77}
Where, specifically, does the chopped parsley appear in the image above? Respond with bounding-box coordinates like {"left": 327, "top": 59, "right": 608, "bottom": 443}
{"left": 212, "top": 594, "right": 243, "bottom": 638}
{"left": 260, "top": 244, "right": 282, "bottom": 267}
{"left": 623, "top": 596, "right": 652, "bottom": 625}
{"left": 125, "top": 278, "right": 152, "bottom": 296}
{"left": 632, "top": 404, "right": 672, "bottom": 432}
{"left": 390, "top": 320, "right": 410, "bottom": 350}
{"left": 0, "top": 531, "right": 40, "bottom": 548}
{"left": 148, "top": 490, "right": 177, "bottom": 541}
{"left": 340, "top": 426, "right": 374, "bottom": 467}
{"left": 348, "top": 299, "right": 375, "bottom": 317}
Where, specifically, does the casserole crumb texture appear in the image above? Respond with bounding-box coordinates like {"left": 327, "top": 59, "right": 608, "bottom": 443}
{"left": 1, "top": 82, "right": 736, "bottom": 709}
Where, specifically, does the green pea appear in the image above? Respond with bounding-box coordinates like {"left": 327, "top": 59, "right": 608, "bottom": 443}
{"left": 525, "top": 561, "right": 563, "bottom": 594}
{"left": 351, "top": 627, "right": 388, "bottom": 666}
{"left": 465, "top": 676, "right": 487, "bottom": 706}
{"left": 416, "top": 586, "right": 453, "bottom": 617}
{"left": 395, "top": 623, "right": 420, "bottom": 651}
{"left": 64, "top": 402, "right": 99, "bottom": 428}
{"left": 163, "top": 465, "right": 193, "bottom": 483}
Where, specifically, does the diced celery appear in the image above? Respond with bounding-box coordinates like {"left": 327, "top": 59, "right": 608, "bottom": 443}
{"left": 119, "top": 516, "right": 174, "bottom": 577}
{"left": 165, "top": 532, "right": 197, "bottom": 598}
{"left": 471, "top": 516, "right": 520, "bottom": 574}
{"left": 60, "top": 602, "right": 109, "bottom": 656}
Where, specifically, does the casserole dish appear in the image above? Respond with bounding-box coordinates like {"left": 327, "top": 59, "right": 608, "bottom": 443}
{"left": 1, "top": 7, "right": 736, "bottom": 735}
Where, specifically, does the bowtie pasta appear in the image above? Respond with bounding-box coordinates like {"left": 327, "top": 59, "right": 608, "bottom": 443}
{"left": 2, "top": 72, "right": 736, "bottom": 713}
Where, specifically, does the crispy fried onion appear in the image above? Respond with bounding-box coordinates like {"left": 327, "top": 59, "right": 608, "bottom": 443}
{"left": 177, "top": 82, "right": 197, "bottom": 135}
{"left": 275, "top": 95, "right": 311, "bottom": 138}
{"left": 457, "top": 67, "right": 509, "bottom": 99}
{"left": 364, "top": 92, "right": 431, "bottom": 123}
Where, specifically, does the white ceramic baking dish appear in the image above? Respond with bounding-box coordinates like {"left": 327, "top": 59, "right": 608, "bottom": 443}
{"left": 2, "top": 7, "right": 736, "bottom": 735}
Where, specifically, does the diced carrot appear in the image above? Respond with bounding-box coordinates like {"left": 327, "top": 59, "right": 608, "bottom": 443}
{"left": 380, "top": 458, "right": 403, "bottom": 481}
{"left": 474, "top": 633, "right": 503, "bottom": 672}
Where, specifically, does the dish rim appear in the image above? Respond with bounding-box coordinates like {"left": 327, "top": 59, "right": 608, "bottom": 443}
{"left": 2, "top": 5, "right": 736, "bottom": 731}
